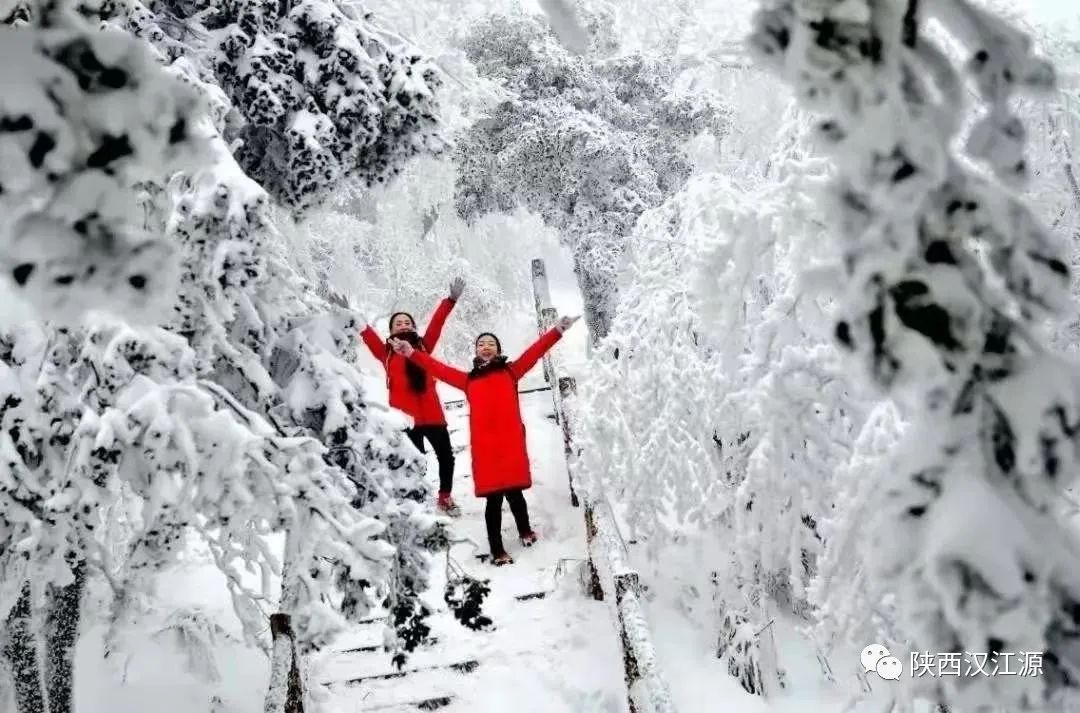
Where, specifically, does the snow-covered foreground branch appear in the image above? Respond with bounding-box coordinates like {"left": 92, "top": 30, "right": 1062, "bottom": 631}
{"left": 0, "top": 3, "right": 211, "bottom": 321}
{"left": 749, "top": 0, "right": 1080, "bottom": 708}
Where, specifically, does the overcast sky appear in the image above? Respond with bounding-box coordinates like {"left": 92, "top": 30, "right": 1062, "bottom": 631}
{"left": 1026, "top": 0, "right": 1078, "bottom": 23}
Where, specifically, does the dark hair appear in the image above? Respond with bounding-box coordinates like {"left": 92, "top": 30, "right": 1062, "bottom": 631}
{"left": 474, "top": 332, "right": 502, "bottom": 354}
{"left": 387, "top": 330, "right": 428, "bottom": 393}
{"left": 388, "top": 312, "right": 417, "bottom": 331}
{"left": 469, "top": 333, "right": 508, "bottom": 378}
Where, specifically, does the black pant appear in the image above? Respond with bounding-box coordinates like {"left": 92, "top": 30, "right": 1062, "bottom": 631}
{"left": 485, "top": 489, "right": 532, "bottom": 557}
{"left": 406, "top": 425, "right": 455, "bottom": 495}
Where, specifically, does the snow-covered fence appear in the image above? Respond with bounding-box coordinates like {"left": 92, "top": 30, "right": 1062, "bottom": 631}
{"left": 531, "top": 258, "right": 676, "bottom": 713}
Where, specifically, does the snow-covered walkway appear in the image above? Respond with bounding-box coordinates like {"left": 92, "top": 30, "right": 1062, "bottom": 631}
{"left": 76, "top": 386, "right": 626, "bottom": 713}
{"left": 320, "top": 388, "right": 625, "bottom": 712}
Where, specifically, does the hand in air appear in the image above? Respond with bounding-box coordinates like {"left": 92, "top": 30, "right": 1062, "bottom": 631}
{"left": 390, "top": 338, "right": 415, "bottom": 357}
{"left": 326, "top": 290, "right": 350, "bottom": 309}
{"left": 556, "top": 315, "right": 580, "bottom": 333}
{"left": 449, "top": 277, "right": 466, "bottom": 301}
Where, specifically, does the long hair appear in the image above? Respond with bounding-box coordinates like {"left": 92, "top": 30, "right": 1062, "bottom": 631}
{"left": 386, "top": 320, "right": 428, "bottom": 393}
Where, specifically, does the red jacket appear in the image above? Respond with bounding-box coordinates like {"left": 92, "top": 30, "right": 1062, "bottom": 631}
{"left": 407, "top": 328, "right": 563, "bottom": 497}
{"left": 360, "top": 298, "right": 456, "bottom": 427}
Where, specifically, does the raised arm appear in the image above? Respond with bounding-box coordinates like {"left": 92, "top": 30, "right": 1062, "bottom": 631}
{"left": 423, "top": 278, "right": 465, "bottom": 349}
{"left": 508, "top": 327, "right": 563, "bottom": 381}
{"left": 359, "top": 325, "right": 386, "bottom": 363}
{"left": 408, "top": 350, "right": 469, "bottom": 392}
{"left": 422, "top": 298, "right": 456, "bottom": 350}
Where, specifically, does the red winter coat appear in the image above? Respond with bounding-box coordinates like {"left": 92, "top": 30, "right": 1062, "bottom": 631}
{"left": 406, "top": 327, "right": 563, "bottom": 497}
{"left": 360, "top": 298, "right": 456, "bottom": 427}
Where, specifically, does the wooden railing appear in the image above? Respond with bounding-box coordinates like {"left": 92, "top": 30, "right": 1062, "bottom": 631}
{"left": 530, "top": 258, "right": 677, "bottom": 713}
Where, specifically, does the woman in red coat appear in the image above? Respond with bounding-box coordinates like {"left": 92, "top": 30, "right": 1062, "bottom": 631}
{"left": 391, "top": 314, "right": 580, "bottom": 565}
{"left": 358, "top": 278, "right": 466, "bottom": 516}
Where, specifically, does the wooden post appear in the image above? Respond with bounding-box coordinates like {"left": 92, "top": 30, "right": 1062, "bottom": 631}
{"left": 615, "top": 572, "right": 642, "bottom": 713}
{"left": 531, "top": 259, "right": 562, "bottom": 422}
{"left": 557, "top": 375, "right": 603, "bottom": 602}
{"left": 582, "top": 504, "right": 604, "bottom": 602}
{"left": 557, "top": 376, "right": 580, "bottom": 508}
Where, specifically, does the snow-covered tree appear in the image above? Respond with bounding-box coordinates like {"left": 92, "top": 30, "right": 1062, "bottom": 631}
{"left": 0, "top": 1, "right": 488, "bottom": 709}
{"left": 113, "top": 0, "right": 446, "bottom": 215}
{"left": 0, "top": 0, "right": 212, "bottom": 321}
{"left": 750, "top": 0, "right": 1080, "bottom": 707}
{"left": 454, "top": 8, "right": 726, "bottom": 344}
{"left": 0, "top": 314, "right": 411, "bottom": 713}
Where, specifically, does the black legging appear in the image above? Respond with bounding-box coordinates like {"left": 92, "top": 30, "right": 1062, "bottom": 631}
{"left": 406, "top": 425, "right": 456, "bottom": 495}
{"left": 485, "top": 489, "right": 532, "bottom": 557}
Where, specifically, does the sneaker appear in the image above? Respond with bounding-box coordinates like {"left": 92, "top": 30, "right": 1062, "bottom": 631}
{"left": 436, "top": 493, "right": 462, "bottom": 517}
{"left": 520, "top": 531, "right": 538, "bottom": 548}
{"left": 492, "top": 553, "right": 514, "bottom": 566}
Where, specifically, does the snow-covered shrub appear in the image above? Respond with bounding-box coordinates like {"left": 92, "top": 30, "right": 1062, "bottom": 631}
{"left": 0, "top": 2, "right": 474, "bottom": 705}
{"left": 750, "top": 0, "right": 1080, "bottom": 707}
{"left": 579, "top": 104, "right": 881, "bottom": 693}
{"left": 165, "top": 140, "right": 453, "bottom": 660}
{"left": 454, "top": 10, "right": 727, "bottom": 343}
{"left": 807, "top": 400, "right": 909, "bottom": 689}
{"left": 0, "top": 2, "right": 210, "bottom": 321}
{"left": 0, "top": 140, "right": 462, "bottom": 713}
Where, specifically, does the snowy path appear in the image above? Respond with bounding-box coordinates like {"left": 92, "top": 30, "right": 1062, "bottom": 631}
{"left": 318, "top": 388, "right": 626, "bottom": 712}
{"left": 75, "top": 386, "right": 625, "bottom": 713}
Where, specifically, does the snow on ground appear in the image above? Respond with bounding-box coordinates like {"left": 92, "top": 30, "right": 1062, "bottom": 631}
{"left": 623, "top": 535, "right": 906, "bottom": 713}
{"left": 75, "top": 383, "right": 623, "bottom": 713}
{"left": 318, "top": 388, "right": 625, "bottom": 712}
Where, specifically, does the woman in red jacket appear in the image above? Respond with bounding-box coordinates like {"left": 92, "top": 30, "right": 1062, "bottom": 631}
{"left": 390, "top": 314, "right": 580, "bottom": 565}
{"left": 358, "top": 278, "right": 466, "bottom": 516}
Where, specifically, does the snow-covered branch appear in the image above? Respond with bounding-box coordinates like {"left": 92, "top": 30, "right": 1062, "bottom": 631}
{"left": 0, "top": 3, "right": 211, "bottom": 321}
{"left": 749, "top": 0, "right": 1080, "bottom": 706}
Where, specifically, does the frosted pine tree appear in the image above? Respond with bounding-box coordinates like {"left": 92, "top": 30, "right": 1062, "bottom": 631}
{"left": 0, "top": 0, "right": 212, "bottom": 320}
{"left": 115, "top": 0, "right": 445, "bottom": 215}
{"left": 454, "top": 8, "right": 726, "bottom": 343}
{"left": 0, "top": 1, "right": 488, "bottom": 709}
{"left": 750, "top": 0, "right": 1080, "bottom": 707}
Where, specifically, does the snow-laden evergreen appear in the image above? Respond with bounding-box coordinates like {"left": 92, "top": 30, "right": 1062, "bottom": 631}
{"left": 578, "top": 109, "right": 877, "bottom": 694}
{"left": 0, "top": 1, "right": 488, "bottom": 709}
{"left": 453, "top": 6, "right": 726, "bottom": 344}
{"left": 750, "top": 0, "right": 1080, "bottom": 707}
{"left": 0, "top": 0, "right": 212, "bottom": 321}
{"left": 114, "top": 0, "right": 445, "bottom": 215}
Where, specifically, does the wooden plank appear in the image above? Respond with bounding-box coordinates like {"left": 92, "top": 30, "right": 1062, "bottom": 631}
{"left": 332, "top": 659, "right": 480, "bottom": 686}
{"left": 339, "top": 637, "right": 440, "bottom": 655}
{"left": 362, "top": 696, "right": 455, "bottom": 711}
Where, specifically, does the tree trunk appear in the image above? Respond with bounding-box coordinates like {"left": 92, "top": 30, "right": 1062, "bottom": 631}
{"left": 265, "top": 530, "right": 305, "bottom": 713}
{"left": 3, "top": 582, "right": 46, "bottom": 713}
{"left": 44, "top": 562, "right": 86, "bottom": 713}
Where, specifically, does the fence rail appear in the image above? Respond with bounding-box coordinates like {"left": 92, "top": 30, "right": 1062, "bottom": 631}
{"left": 530, "top": 258, "right": 677, "bottom": 713}
{"left": 442, "top": 384, "right": 552, "bottom": 409}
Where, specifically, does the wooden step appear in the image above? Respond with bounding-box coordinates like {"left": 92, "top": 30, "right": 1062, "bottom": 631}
{"left": 363, "top": 695, "right": 455, "bottom": 711}
{"left": 328, "top": 658, "right": 480, "bottom": 687}
{"left": 339, "top": 637, "right": 440, "bottom": 655}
